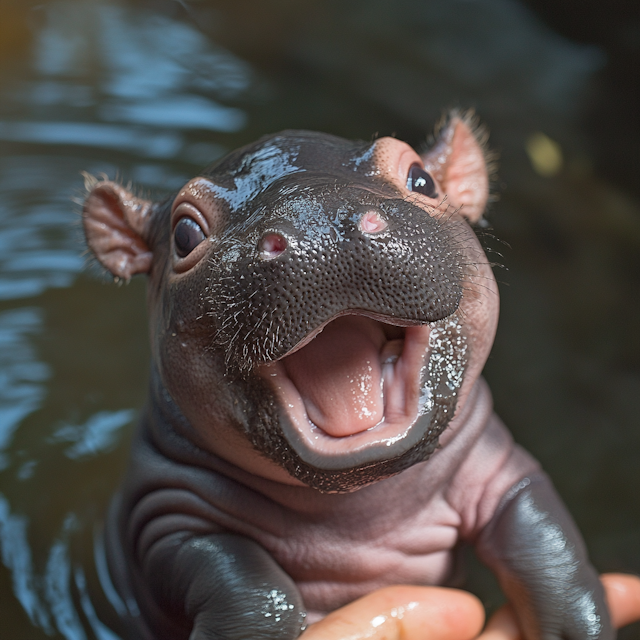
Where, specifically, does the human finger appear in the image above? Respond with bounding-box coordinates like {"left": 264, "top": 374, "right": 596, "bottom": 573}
{"left": 601, "top": 573, "right": 640, "bottom": 628}
{"left": 475, "top": 603, "right": 519, "bottom": 640}
{"left": 478, "top": 572, "right": 640, "bottom": 640}
{"left": 302, "top": 586, "right": 485, "bottom": 640}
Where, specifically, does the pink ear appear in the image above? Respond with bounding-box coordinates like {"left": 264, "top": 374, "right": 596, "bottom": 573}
{"left": 82, "top": 180, "right": 154, "bottom": 280}
{"left": 421, "top": 113, "right": 490, "bottom": 223}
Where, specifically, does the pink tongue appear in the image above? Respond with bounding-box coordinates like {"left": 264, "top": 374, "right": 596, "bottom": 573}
{"left": 282, "top": 317, "right": 385, "bottom": 437}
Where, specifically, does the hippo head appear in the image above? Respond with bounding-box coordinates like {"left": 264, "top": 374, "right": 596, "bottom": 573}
{"left": 83, "top": 113, "right": 498, "bottom": 492}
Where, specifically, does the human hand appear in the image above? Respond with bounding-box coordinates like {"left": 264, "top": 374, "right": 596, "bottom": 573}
{"left": 301, "top": 585, "right": 485, "bottom": 640}
{"left": 478, "top": 573, "right": 640, "bottom": 640}
{"left": 301, "top": 574, "right": 640, "bottom": 640}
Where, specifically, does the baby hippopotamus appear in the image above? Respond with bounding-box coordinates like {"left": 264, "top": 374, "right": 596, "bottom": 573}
{"left": 83, "top": 112, "right": 612, "bottom": 640}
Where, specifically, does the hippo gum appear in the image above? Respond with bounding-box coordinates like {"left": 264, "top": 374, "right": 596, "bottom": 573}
{"left": 82, "top": 113, "right": 612, "bottom": 640}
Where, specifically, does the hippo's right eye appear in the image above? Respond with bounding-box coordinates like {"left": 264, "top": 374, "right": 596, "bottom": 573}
{"left": 174, "top": 217, "right": 206, "bottom": 258}
{"left": 407, "top": 164, "right": 439, "bottom": 199}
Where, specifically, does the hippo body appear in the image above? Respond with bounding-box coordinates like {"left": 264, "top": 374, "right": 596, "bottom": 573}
{"left": 83, "top": 114, "right": 611, "bottom": 640}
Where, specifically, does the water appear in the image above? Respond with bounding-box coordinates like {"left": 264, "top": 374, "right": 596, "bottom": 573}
{"left": 0, "top": 1, "right": 638, "bottom": 638}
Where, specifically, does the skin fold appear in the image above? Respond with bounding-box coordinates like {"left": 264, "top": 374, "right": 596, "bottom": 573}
{"left": 83, "top": 113, "right": 617, "bottom": 640}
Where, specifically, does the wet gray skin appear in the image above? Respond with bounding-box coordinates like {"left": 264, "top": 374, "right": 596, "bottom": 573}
{"left": 203, "top": 134, "right": 463, "bottom": 368}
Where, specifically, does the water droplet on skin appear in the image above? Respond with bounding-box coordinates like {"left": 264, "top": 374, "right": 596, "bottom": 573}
{"left": 370, "top": 615, "right": 386, "bottom": 627}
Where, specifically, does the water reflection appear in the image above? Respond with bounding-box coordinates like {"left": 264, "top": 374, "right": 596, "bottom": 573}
{"left": 0, "top": 308, "right": 49, "bottom": 466}
{"left": 0, "top": 3, "right": 256, "bottom": 637}
{"left": 0, "top": 157, "right": 85, "bottom": 300}
{"left": 34, "top": 2, "right": 250, "bottom": 131}
{"left": 0, "top": 494, "right": 51, "bottom": 631}
{"left": 0, "top": 123, "right": 184, "bottom": 158}
{"left": 49, "top": 410, "right": 134, "bottom": 460}
{"left": 0, "top": 0, "right": 637, "bottom": 638}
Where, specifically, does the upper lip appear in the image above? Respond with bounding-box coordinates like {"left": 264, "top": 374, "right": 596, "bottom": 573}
{"left": 273, "top": 309, "right": 425, "bottom": 360}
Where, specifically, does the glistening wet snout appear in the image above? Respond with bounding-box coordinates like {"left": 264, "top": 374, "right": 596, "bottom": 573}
{"left": 209, "top": 185, "right": 465, "bottom": 373}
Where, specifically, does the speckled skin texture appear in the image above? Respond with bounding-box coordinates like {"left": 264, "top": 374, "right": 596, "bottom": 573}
{"left": 83, "top": 115, "right": 612, "bottom": 640}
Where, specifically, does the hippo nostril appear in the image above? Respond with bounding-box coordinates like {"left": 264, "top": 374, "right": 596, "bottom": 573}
{"left": 259, "top": 232, "right": 288, "bottom": 260}
{"left": 359, "top": 210, "right": 388, "bottom": 234}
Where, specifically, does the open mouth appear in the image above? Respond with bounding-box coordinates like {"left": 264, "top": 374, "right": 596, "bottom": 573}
{"left": 258, "top": 313, "right": 432, "bottom": 469}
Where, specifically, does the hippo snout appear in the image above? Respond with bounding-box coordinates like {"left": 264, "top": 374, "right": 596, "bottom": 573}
{"left": 208, "top": 182, "right": 464, "bottom": 373}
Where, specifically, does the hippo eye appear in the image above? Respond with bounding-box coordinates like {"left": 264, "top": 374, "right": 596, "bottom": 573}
{"left": 174, "top": 217, "right": 206, "bottom": 258}
{"left": 407, "top": 164, "right": 439, "bottom": 199}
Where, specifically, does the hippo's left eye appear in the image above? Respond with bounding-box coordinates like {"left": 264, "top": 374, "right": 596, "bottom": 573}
{"left": 407, "top": 164, "right": 439, "bottom": 199}
{"left": 174, "top": 217, "right": 206, "bottom": 258}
